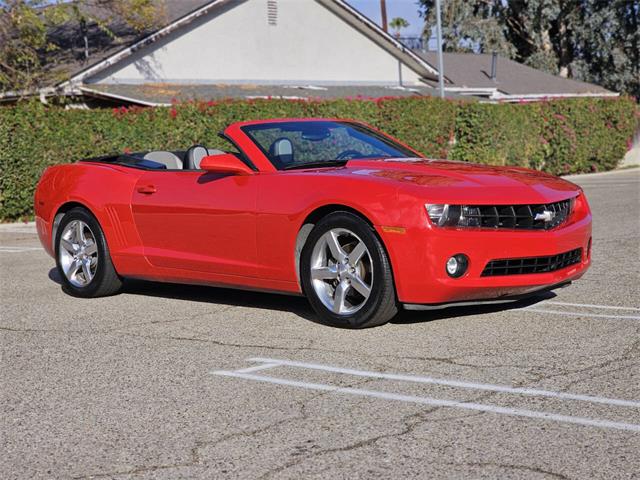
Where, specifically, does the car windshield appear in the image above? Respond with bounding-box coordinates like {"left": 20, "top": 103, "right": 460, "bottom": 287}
{"left": 241, "top": 121, "right": 415, "bottom": 170}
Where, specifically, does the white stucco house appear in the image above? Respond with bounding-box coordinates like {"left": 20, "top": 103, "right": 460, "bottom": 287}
{"left": 83, "top": 0, "right": 434, "bottom": 85}
{"left": 34, "top": 0, "right": 446, "bottom": 106}
{"left": 1, "top": 0, "right": 616, "bottom": 106}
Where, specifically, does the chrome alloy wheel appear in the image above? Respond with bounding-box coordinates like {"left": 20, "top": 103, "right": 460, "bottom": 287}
{"left": 58, "top": 220, "right": 98, "bottom": 287}
{"left": 309, "top": 228, "right": 373, "bottom": 315}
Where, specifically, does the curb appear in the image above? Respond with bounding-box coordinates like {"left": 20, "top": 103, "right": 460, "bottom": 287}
{"left": 0, "top": 221, "right": 36, "bottom": 231}
{"left": 562, "top": 167, "right": 639, "bottom": 180}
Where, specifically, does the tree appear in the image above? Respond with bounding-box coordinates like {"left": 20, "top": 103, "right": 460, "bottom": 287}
{"left": 419, "top": 0, "right": 515, "bottom": 57}
{"left": 0, "top": 0, "right": 161, "bottom": 94}
{"left": 569, "top": 0, "right": 639, "bottom": 97}
{"left": 418, "top": 0, "right": 640, "bottom": 97}
{"left": 389, "top": 16, "right": 409, "bottom": 38}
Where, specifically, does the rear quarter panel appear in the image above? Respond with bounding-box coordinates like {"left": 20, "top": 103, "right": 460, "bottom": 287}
{"left": 35, "top": 162, "right": 145, "bottom": 273}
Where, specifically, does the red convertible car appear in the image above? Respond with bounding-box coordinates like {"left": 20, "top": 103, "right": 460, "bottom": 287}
{"left": 34, "top": 118, "right": 592, "bottom": 328}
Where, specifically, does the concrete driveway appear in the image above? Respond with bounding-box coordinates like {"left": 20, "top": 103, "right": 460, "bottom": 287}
{"left": 1, "top": 169, "right": 639, "bottom": 479}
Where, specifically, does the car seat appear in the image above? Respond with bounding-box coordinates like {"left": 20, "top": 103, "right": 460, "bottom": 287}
{"left": 269, "top": 138, "right": 294, "bottom": 164}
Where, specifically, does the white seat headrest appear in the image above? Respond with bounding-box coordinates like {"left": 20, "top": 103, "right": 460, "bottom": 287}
{"left": 143, "top": 151, "right": 183, "bottom": 170}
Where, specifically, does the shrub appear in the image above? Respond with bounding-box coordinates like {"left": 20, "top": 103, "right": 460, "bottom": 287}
{"left": 539, "top": 97, "right": 638, "bottom": 174}
{"left": 376, "top": 97, "right": 458, "bottom": 158}
{"left": 0, "top": 96, "right": 637, "bottom": 221}
{"left": 450, "top": 102, "right": 546, "bottom": 168}
{"left": 449, "top": 97, "right": 638, "bottom": 174}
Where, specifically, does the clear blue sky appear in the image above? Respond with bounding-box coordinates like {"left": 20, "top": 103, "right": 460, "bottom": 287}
{"left": 346, "top": 0, "right": 424, "bottom": 37}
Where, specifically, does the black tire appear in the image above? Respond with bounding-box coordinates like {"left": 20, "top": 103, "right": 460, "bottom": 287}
{"left": 55, "top": 207, "right": 122, "bottom": 297}
{"left": 300, "top": 211, "right": 398, "bottom": 328}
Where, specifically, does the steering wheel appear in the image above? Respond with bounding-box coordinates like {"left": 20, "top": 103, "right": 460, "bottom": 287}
{"left": 336, "top": 149, "right": 364, "bottom": 160}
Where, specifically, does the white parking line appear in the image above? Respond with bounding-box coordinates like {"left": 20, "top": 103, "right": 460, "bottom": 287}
{"left": 245, "top": 357, "right": 640, "bottom": 408}
{"left": 0, "top": 230, "right": 38, "bottom": 234}
{"left": 542, "top": 301, "right": 640, "bottom": 312}
{"left": 524, "top": 308, "right": 640, "bottom": 320}
{"left": 235, "top": 363, "right": 282, "bottom": 374}
{"left": 212, "top": 359, "right": 640, "bottom": 432}
{"left": 0, "top": 246, "right": 43, "bottom": 253}
{"left": 0, "top": 223, "right": 37, "bottom": 234}
{"left": 214, "top": 371, "right": 640, "bottom": 433}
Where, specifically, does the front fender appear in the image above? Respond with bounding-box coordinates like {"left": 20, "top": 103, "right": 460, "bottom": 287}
{"left": 255, "top": 171, "right": 412, "bottom": 285}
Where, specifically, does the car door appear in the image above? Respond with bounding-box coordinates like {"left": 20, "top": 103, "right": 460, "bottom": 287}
{"left": 131, "top": 170, "right": 258, "bottom": 277}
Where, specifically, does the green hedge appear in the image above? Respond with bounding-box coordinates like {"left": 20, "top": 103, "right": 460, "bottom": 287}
{"left": 0, "top": 96, "right": 637, "bottom": 221}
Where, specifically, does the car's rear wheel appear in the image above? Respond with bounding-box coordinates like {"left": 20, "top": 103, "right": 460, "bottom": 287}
{"left": 55, "top": 207, "right": 122, "bottom": 297}
{"left": 301, "top": 212, "right": 398, "bottom": 328}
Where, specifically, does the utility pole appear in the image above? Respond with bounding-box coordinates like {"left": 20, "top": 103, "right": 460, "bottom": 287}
{"left": 435, "top": 0, "right": 445, "bottom": 98}
{"left": 380, "top": 0, "right": 388, "bottom": 32}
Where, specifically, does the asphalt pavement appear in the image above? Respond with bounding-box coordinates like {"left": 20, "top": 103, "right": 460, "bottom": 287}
{"left": 1, "top": 168, "right": 639, "bottom": 479}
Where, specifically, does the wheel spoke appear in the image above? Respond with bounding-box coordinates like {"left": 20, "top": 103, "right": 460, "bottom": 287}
{"left": 311, "top": 266, "right": 337, "bottom": 281}
{"left": 84, "top": 240, "right": 97, "bottom": 256}
{"left": 75, "top": 221, "right": 85, "bottom": 243}
{"left": 333, "top": 281, "right": 349, "bottom": 314}
{"left": 65, "top": 258, "right": 82, "bottom": 278}
{"left": 349, "top": 241, "right": 367, "bottom": 266}
{"left": 350, "top": 275, "right": 371, "bottom": 299}
{"left": 60, "top": 238, "right": 76, "bottom": 255}
{"left": 325, "top": 231, "right": 347, "bottom": 262}
{"left": 81, "top": 259, "right": 93, "bottom": 282}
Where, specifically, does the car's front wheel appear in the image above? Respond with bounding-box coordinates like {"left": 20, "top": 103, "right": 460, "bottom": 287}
{"left": 300, "top": 212, "right": 398, "bottom": 328}
{"left": 55, "top": 207, "right": 122, "bottom": 297}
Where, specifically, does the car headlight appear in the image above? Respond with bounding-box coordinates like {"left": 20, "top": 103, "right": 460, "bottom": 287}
{"left": 425, "top": 204, "right": 483, "bottom": 228}
{"left": 426, "top": 204, "right": 460, "bottom": 227}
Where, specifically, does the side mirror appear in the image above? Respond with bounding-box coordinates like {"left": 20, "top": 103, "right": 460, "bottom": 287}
{"left": 199, "top": 153, "right": 253, "bottom": 175}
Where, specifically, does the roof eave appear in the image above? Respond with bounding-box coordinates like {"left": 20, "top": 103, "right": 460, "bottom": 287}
{"left": 0, "top": 86, "right": 75, "bottom": 103}
{"left": 78, "top": 86, "right": 171, "bottom": 106}
{"left": 492, "top": 91, "right": 620, "bottom": 102}
{"left": 60, "top": 0, "right": 232, "bottom": 87}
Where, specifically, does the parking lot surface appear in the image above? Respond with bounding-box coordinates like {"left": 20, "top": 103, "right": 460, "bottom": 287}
{"left": 1, "top": 169, "right": 639, "bottom": 479}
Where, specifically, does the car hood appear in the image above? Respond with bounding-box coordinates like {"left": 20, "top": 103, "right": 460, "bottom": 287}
{"left": 344, "top": 158, "right": 580, "bottom": 204}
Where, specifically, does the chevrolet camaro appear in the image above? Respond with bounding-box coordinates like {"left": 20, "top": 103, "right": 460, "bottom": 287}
{"left": 34, "top": 118, "right": 592, "bottom": 328}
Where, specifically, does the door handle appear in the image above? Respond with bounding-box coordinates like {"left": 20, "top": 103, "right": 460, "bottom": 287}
{"left": 137, "top": 185, "right": 157, "bottom": 194}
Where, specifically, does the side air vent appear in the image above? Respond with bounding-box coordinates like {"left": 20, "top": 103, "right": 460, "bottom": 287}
{"left": 104, "top": 205, "right": 127, "bottom": 248}
{"left": 267, "top": 0, "right": 277, "bottom": 26}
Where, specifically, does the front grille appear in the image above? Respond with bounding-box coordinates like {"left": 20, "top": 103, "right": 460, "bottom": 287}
{"left": 460, "top": 198, "right": 574, "bottom": 230}
{"left": 481, "top": 248, "right": 583, "bottom": 277}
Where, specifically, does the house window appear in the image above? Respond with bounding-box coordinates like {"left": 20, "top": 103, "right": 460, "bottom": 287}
{"left": 267, "top": 0, "right": 277, "bottom": 26}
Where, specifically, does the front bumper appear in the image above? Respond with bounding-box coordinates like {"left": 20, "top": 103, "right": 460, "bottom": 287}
{"left": 377, "top": 213, "right": 592, "bottom": 305}
{"left": 403, "top": 280, "right": 572, "bottom": 310}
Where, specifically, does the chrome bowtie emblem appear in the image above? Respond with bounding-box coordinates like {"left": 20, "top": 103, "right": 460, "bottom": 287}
{"left": 535, "top": 210, "right": 556, "bottom": 222}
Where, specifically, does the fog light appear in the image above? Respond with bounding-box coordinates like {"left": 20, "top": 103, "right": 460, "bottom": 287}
{"left": 446, "top": 254, "right": 468, "bottom": 278}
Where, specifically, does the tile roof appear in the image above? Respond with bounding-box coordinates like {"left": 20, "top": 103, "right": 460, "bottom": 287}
{"left": 81, "top": 83, "right": 470, "bottom": 104}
